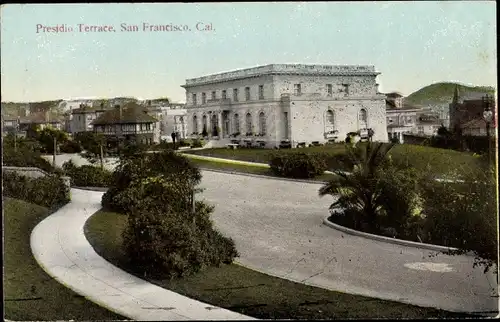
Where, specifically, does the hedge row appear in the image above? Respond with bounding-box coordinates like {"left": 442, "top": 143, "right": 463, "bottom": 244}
{"left": 62, "top": 161, "right": 112, "bottom": 187}
{"left": 2, "top": 172, "right": 70, "bottom": 209}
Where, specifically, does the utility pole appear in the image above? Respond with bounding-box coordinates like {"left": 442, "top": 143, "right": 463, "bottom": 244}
{"left": 53, "top": 136, "right": 57, "bottom": 167}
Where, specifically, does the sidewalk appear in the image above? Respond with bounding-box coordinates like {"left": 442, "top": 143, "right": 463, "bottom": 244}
{"left": 30, "top": 188, "right": 255, "bottom": 321}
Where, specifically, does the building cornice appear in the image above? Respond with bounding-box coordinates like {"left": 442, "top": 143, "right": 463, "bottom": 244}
{"left": 182, "top": 64, "right": 380, "bottom": 88}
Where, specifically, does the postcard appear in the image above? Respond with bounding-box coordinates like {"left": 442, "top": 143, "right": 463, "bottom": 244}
{"left": 1, "top": 2, "right": 498, "bottom": 321}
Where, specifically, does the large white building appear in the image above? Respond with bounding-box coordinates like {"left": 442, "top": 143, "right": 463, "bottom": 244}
{"left": 145, "top": 103, "right": 187, "bottom": 142}
{"left": 182, "top": 64, "right": 388, "bottom": 148}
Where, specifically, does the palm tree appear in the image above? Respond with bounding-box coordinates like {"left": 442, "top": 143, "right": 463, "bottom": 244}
{"left": 319, "top": 141, "right": 396, "bottom": 232}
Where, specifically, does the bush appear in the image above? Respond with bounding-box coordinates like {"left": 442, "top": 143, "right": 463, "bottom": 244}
{"left": 269, "top": 152, "right": 328, "bottom": 179}
{"left": 191, "top": 138, "right": 204, "bottom": 148}
{"left": 122, "top": 199, "right": 238, "bottom": 279}
{"left": 2, "top": 142, "right": 55, "bottom": 173}
{"left": 64, "top": 163, "right": 112, "bottom": 187}
{"left": 2, "top": 172, "right": 70, "bottom": 209}
{"left": 419, "top": 169, "right": 498, "bottom": 273}
{"left": 60, "top": 140, "right": 82, "bottom": 153}
{"left": 102, "top": 150, "right": 201, "bottom": 213}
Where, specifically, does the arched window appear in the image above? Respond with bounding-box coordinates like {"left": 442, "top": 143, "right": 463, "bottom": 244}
{"left": 359, "top": 109, "right": 368, "bottom": 129}
{"left": 259, "top": 112, "right": 266, "bottom": 135}
{"left": 326, "top": 110, "right": 335, "bottom": 126}
{"left": 234, "top": 113, "right": 240, "bottom": 133}
{"left": 192, "top": 115, "right": 198, "bottom": 133}
{"left": 245, "top": 113, "right": 252, "bottom": 134}
{"left": 202, "top": 115, "right": 207, "bottom": 133}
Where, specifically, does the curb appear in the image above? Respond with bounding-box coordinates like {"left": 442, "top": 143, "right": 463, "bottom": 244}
{"left": 71, "top": 186, "right": 109, "bottom": 192}
{"left": 322, "top": 216, "right": 464, "bottom": 253}
{"left": 197, "top": 167, "right": 327, "bottom": 185}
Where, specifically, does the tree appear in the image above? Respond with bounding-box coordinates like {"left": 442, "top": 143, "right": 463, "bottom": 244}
{"left": 34, "top": 127, "right": 69, "bottom": 154}
{"left": 437, "top": 124, "right": 451, "bottom": 137}
{"left": 318, "top": 142, "right": 396, "bottom": 233}
{"left": 75, "top": 132, "right": 106, "bottom": 169}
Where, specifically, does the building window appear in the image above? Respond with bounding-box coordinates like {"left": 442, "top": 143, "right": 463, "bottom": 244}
{"left": 233, "top": 88, "right": 239, "bottom": 102}
{"left": 202, "top": 93, "right": 206, "bottom": 104}
{"left": 245, "top": 87, "right": 250, "bottom": 101}
{"left": 222, "top": 90, "right": 227, "bottom": 100}
{"left": 294, "top": 84, "right": 302, "bottom": 95}
{"left": 202, "top": 115, "right": 207, "bottom": 133}
{"left": 327, "top": 84, "right": 333, "bottom": 95}
{"left": 342, "top": 84, "right": 350, "bottom": 96}
{"left": 418, "top": 126, "right": 424, "bottom": 135}
{"left": 211, "top": 91, "right": 216, "bottom": 100}
{"left": 359, "top": 109, "right": 368, "bottom": 129}
{"left": 233, "top": 114, "right": 240, "bottom": 133}
{"left": 259, "top": 112, "right": 266, "bottom": 135}
{"left": 245, "top": 113, "right": 252, "bottom": 134}
{"left": 192, "top": 94, "right": 197, "bottom": 105}
{"left": 259, "top": 85, "right": 264, "bottom": 99}
{"left": 326, "top": 110, "right": 335, "bottom": 127}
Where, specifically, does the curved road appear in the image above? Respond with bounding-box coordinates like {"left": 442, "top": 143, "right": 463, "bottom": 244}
{"left": 198, "top": 171, "right": 498, "bottom": 315}
{"left": 44, "top": 154, "right": 498, "bottom": 315}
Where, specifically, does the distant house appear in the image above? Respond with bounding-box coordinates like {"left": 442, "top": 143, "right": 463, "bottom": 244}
{"left": 71, "top": 104, "right": 109, "bottom": 134}
{"left": 449, "top": 85, "right": 496, "bottom": 135}
{"left": 91, "top": 102, "right": 159, "bottom": 145}
{"left": 17, "top": 111, "right": 64, "bottom": 136}
{"left": 415, "top": 113, "right": 441, "bottom": 136}
{"left": 385, "top": 94, "right": 420, "bottom": 143}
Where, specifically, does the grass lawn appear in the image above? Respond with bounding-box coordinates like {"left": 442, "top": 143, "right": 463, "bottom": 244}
{"left": 3, "top": 197, "right": 125, "bottom": 321}
{"left": 84, "top": 210, "right": 473, "bottom": 320}
{"left": 187, "top": 157, "right": 336, "bottom": 182}
{"left": 182, "top": 143, "right": 484, "bottom": 177}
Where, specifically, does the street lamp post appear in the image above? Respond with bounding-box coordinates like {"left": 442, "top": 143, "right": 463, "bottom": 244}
{"left": 482, "top": 95, "right": 493, "bottom": 165}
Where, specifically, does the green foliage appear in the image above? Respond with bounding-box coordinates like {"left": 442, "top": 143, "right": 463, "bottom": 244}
{"left": 59, "top": 140, "right": 82, "bottom": 153}
{"left": 62, "top": 162, "right": 112, "bottom": 187}
{"left": 319, "top": 142, "right": 396, "bottom": 232}
{"left": 2, "top": 172, "right": 70, "bottom": 209}
{"left": 419, "top": 168, "right": 498, "bottom": 273}
{"left": 191, "top": 138, "right": 204, "bottom": 148}
{"left": 269, "top": 152, "right": 328, "bottom": 179}
{"left": 2, "top": 135, "right": 55, "bottom": 173}
{"left": 405, "top": 82, "right": 495, "bottom": 106}
{"left": 74, "top": 131, "right": 107, "bottom": 164}
{"left": 103, "top": 148, "right": 238, "bottom": 279}
{"left": 33, "top": 127, "right": 69, "bottom": 153}
{"left": 102, "top": 150, "right": 202, "bottom": 213}
{"left": 122, "top": 202, "right": 238, "bottom": 279}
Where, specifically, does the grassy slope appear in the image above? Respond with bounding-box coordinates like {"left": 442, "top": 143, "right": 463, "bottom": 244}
{"left": 182, "top": 143, "right": 482, "bottom": 177}
{"left": 84, "top": 210, "right": 472, "bottom": 320}
{"left": 405, "top": 82, "right": 495, "bottom": 106}
{"left": 3, "top": 197, "right": 125, "bottom": 321}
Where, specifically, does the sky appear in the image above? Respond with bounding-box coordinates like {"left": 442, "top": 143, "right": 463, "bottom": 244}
{"left": 0, "top": 2, "right": 497, "bottom": 103}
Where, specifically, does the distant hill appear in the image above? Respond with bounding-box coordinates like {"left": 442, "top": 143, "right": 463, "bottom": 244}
{"left": 405, "top": 82, "right": 495, "bottom": 107}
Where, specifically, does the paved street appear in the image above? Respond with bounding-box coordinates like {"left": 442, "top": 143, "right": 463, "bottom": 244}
{"left": 44, "top": 154, "right": 498, "bottom": 315}
{"left": 198, "top": 171, "right": 499, "bottom": 315}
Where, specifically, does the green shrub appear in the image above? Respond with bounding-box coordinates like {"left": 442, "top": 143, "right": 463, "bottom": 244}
{"left": 64, "top": 164, "right": 112, "bottom": 187}
{"left": 269, "top": 152, "right": 328, "bottom": 179}
{"left": 2, "top": 172, "right": 70, "bottom": 209}
{"left": 2, "top": 143, "right": 55, "bottom": 173}
{"left": 420, "top": 169, "right": 498, "bottom": 273}
{"left": 122, "top": 200, "right": 238, "bottom": 279}
{"left": 102, "top": 151, "right": 201, "bottom": 213}
{"left": 60, "top": 140, "right": 82, "bottom": 153}
{"left": 191, "top": 138, "right": 204, "bottom": 148}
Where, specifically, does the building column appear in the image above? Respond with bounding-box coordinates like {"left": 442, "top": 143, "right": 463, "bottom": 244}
{"left": 217, "top": 111, "right": 223, "bottom": 138}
